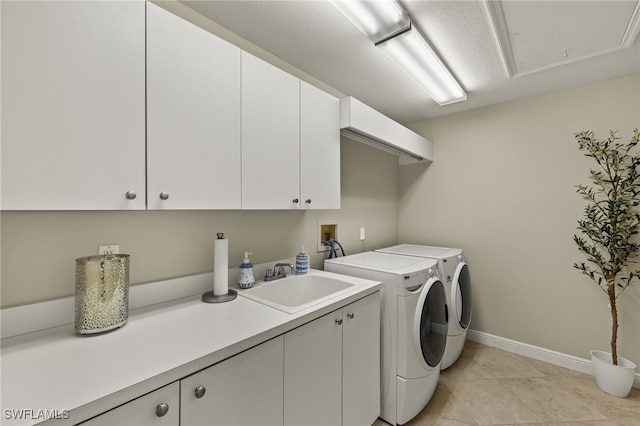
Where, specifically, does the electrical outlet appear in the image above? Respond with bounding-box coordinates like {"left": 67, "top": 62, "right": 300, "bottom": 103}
{"left": 98, "top": 244, "right": 120, "bottom": 255}
{"left": 317, "top": 221, "right": 339, "bottom": 252}
{"left": 360, "top": 227, "right": 366, "bottom": 241}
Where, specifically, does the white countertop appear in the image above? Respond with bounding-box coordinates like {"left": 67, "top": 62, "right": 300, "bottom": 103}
{"left": 0, "top": 270, "right": 381, "bottom": 426}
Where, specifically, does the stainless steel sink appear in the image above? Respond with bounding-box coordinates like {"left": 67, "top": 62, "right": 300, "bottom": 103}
{"left": 237, "top": 273, "right": 361, "bottom": 314}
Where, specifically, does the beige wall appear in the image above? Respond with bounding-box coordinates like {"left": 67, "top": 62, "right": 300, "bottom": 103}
{"left": 400, "top": 73, "right": 640, "bottom": 367}
{"left": 0, "top": 138, "right": 399, "bottom": 307}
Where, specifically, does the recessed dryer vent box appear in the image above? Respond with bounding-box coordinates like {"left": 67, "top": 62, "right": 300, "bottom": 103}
{"left": 318, "top": 221, "right": 338, "bottom": 252}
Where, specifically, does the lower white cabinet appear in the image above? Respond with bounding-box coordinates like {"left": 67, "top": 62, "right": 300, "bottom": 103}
{"left": 284, "top": 309, "right": 343, "bottom": 425}
{"left": 80, "top": 382, "right": 179, "bottom": 426}
{"left": 284, "top": 292, "right": 381, "bottom": 426}
{"left": 75, "top": 292, "right": 379, "bottom": 426}
{"left": 181, "top": 336, "right": 284, "bottom": 426}
{"left": 342, "top": 293, "right": 381, "bottom": 426}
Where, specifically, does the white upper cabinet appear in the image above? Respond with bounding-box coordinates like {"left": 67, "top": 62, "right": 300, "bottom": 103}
{"left": 241, "top": 53, "right": 341, "bottom": 210}
{"left": 300, "top": 82, "right": 341, "bottom": 210}
{"left": 1, "top": 3, "right": 338, "bottom": 211}
{"left": 146, "top": 3, "right": 241, "bottom": 210}
{"left": 241, "top": 52, "right": 301, "bottom": 209}
{"left": 1, "top": 0, "right": 146, "bottom": 210}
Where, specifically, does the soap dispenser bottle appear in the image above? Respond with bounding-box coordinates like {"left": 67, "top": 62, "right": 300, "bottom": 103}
{"left": 295, "top": 247, "right": 309, "bottom": 275}
{"left": 238, "top": 252, "right": 255, "bottom": 289}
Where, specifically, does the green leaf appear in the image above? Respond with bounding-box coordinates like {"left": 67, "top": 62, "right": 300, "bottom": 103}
{"left": 573, "top": 129, "right": 640, "bottom": 302}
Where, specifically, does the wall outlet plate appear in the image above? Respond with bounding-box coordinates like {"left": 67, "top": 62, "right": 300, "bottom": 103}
{"left": 317, "top": 221, "right": 338, "bottom": 252}
{"left": 98, "top": 244, "right": 120, "bottom": 255}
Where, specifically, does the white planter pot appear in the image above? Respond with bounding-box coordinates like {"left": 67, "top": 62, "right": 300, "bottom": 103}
{"left": 590, "top": 350, "right": 636, "bottom": 397}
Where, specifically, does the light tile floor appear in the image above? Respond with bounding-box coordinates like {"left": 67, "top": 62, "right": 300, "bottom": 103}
{"left": 374, "top": 340, "right": 640, "bottom": 426}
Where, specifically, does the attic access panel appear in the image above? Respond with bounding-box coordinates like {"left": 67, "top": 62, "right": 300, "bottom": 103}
{"left": 490, "top": 0, "right": 640, "bottom": 76}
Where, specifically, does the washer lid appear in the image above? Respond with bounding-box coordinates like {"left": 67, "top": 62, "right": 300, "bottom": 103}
{"left": 377, "top": 244, "right": 462, "bottom": 259}
{"left": 325, "top": 251, "right": 437, "bottom": 274}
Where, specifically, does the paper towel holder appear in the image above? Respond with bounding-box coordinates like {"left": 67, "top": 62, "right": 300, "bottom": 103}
{"left": 202, "top": 289, "right": 237, "bottom": 303}
{"left": 203, "top": 232, "right": 237, "bottom": 303}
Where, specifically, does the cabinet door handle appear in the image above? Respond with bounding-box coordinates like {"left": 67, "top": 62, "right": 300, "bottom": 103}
{"left": 125, "top": 191, "right": 137, "bottom": 200}
{"left": 159, "top": 192, "right": 169, "bottom": 200}
{"left": 292, "top": 198, "right": 299, "bottom": 204}
{"left": 347, "top": 312, "right": 355, "bottom": 319}
{"left": 155, "top": 403, "right": 169, "bottom": 417}
{"left": 194, "top": 386, "right": 206, "bottom": 399}
{"left": 335, "top": 318, "right": 343, "bottom": 325}
{"left": 305, "top": 199, "right": 311, "bottom": 204}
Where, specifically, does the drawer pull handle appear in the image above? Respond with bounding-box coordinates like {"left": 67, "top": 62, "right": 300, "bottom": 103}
{"left": 347, "top": 312, "right": 355, "bottom": 319}
{"left": 195, "top": 386, "right": 206, "bottom": 399}
{"left": 335, "top": 318, "right": 343, "bottom": 325}
{"left": 156, "top": 403, "right": 169, "bottom": 417}
{"left": 159, "top": 192, "right": 169, "bottom": 200}
{"left": 125, "top": 191, "right": 137, "bottom": 200}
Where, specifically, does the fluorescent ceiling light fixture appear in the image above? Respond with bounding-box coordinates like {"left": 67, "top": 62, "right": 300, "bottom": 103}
{"left": 331, "top": 0, "right": 467, "bottom": 106}
{"left": 330, "top": 0, "right": 410, "bottom": 44}
{"left": 377, "top": 27, "right": 467, "bottom": 106}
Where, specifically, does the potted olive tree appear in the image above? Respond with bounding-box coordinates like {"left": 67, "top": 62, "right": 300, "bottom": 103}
{"left": 573, "top": 128, "right": 640, "bottom": 397}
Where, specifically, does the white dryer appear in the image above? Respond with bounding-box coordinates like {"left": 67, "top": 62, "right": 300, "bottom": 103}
{"left": 376, "top": 244, "right": 471, "bottom": 370}
{"left": 325, "top": 252, "right": 448, "bottom": 425}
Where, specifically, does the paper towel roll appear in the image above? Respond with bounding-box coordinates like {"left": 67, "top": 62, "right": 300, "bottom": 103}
{"left": 213, "top": 236, "right": 229, "bottom": 296}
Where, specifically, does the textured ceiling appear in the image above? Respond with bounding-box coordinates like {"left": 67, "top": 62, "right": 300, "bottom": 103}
{"left": 180, "top": 0, "right": 640, "bottom": 124}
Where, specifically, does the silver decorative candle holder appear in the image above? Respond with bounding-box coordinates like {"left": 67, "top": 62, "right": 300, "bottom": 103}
{"left": 75, "top": 254, "right": 130, "bottom": 335}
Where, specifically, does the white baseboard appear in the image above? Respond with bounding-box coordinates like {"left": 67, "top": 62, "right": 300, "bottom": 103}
{"left": 467, "top": 329, "right": 640, "bottom": 389}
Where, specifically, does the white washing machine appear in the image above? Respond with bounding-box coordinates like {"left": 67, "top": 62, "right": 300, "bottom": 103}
{"left": 325, "top": 252, "right": 448, "bottom": 425}
{"left": 376, "top": 244, "right": 471, "bottom": 370}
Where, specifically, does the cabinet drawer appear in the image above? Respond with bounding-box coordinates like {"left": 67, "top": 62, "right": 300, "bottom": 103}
{"left": 80, "top": 382, "right": 179, "bottom": 426}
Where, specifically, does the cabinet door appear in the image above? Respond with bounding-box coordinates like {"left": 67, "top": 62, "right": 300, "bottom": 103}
{"left": 181, "top": 336, "right": 284, "bottom": 426}
{"left": 241, "top": 52, "right": 300, "bottom": 209}
{"left": 284, "top": 312, "right": 342, "bottom": 426}
{"left": 343, "top": 292, "right": 381, "bottom": 426}
{"left": 1, "top": 0, "right": 146, "bottom": 210}
{"left": 300, "top": 82, "right": 341, "bottom": 210}
{"left": 80, "top": 382, "right": 179, "bottom": 426}
{"left": 146, "top": 3, "right": 241, "bottom": 210}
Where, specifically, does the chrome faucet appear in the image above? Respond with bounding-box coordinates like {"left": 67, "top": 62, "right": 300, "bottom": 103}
{"left": 264, "top": 263, "right": 295, "bottom": 281}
